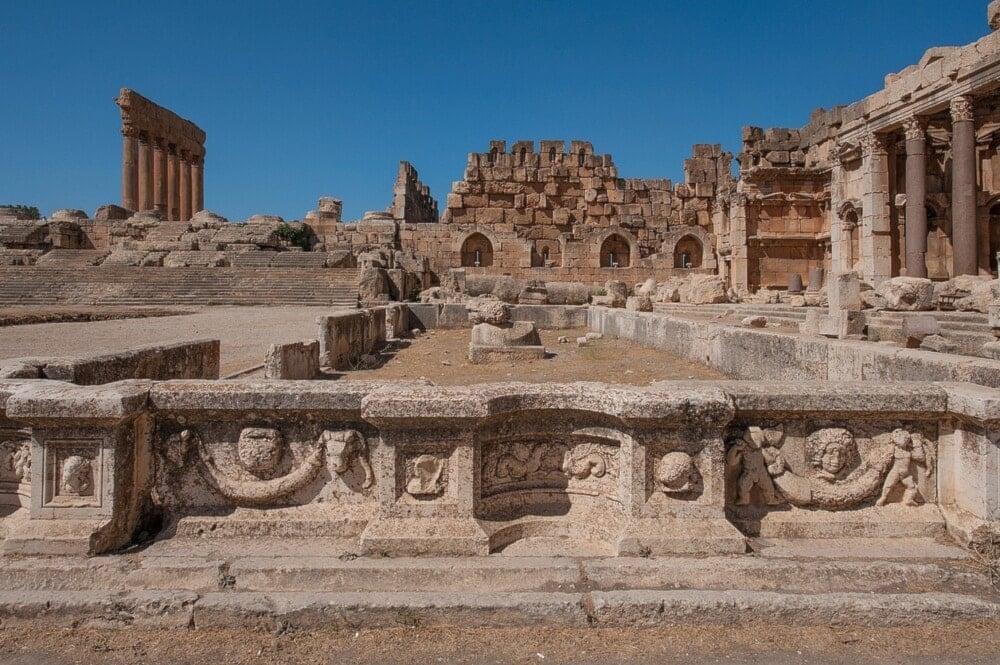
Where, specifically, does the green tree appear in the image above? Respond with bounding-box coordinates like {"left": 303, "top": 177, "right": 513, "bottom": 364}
{"left": 272, "top": 222, "right": 312, "bottom": 251}
{"left": 1, "top": 204, "right": 40, "bottom": 220}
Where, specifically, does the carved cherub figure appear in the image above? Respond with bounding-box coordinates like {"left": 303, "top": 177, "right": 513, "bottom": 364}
{"left": 11, "top": 443, "right": 30, "bottom": 483}
{"left": 875, "top": 429, "right": 928, "bottom": 507}
{"left": 727, "top": 425, "right": 785, "bottom": 506}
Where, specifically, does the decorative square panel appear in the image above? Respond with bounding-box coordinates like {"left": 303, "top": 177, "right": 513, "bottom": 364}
{"left": 43, "top": 440, "right": 102, "bottom": 508}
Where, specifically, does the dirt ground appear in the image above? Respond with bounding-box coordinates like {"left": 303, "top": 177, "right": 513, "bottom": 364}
{"left": 332, "top": 327, "right": 723, "bottom": 385}
{"left": 1, "top": 622, "right": 998, "bottom": 665}
{"left": 0, "top": 306, "right": 723, "bottom": 384}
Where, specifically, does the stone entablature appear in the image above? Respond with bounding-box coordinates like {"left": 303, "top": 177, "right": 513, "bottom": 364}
{"left": 116, "top": 88, "right": 206, "bottom": 222}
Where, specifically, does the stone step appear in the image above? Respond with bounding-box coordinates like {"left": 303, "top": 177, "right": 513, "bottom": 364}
{"left": 0, "top": 588, "right": 994, "bottom": 630}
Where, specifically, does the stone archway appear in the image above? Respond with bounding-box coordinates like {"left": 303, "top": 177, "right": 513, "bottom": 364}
{"left": 599, "top": 233, "right": 631, "bottom": 268}
{"left": 461, "top": 233, "right": 494, "bottom": 267}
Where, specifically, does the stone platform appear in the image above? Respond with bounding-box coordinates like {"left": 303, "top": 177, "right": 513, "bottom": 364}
{"left": 0, "top": 537, "right": 995, "bottom": 630}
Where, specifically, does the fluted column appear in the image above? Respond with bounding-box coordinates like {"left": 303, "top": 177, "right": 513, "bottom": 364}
{"left": 121, "top": 126, "right": 139, "bottom": 211}
{"left": 137, "top": 134, "right": 153, "bottom": 211}
{"left": 860, "top": 130, "right": 892, "bottom": 285}
{"left": 191, "top": 154, "right": 204, "bottom": 214}
{"left": 153, "top": 138, "right": 167, "bottom": 213}
{"left": 903, "top": 116, "right": 928, "bottom": 278}
{"left": 166, "top": 144, "right": 179, "bottom": 221}
{"left": 951, "top": 95, "right": 978, "bottom": 276}
{"left": 179, "top": 150, "right": 192, "bottom": 221}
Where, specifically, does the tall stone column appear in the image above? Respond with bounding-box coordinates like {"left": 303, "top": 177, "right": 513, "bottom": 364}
{"left": 179, "top": 150, "right": 192, "bottom": 222}
{"left": 166, "top": 144, "right": 179, "bottom": 222}
{"left": 153, "top": 138, "right": 167, "bottom": 214}
{"left": 137, "top": 134, "right": 153, "bottom": 211}
{"left": 191, "top": 154, "right": 204, "bottom": 214}
{"left": 903, "top": 116, "right": 928, "bottom": 278}
{"left": 951, "top": 95, "right": 978, "bottom": 276}
{"left": 121, "top": 126, "right": 139, "bottom": 211}
{"left": 860, "top": 131, "right": 892, "bottom": 285}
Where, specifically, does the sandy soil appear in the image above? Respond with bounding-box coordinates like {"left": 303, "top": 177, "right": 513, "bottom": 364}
{"left": 0, "top": 306, "right": 724, "bottom": 384}
{"left": 326, "top": 327, "right": 724, "bottom": 385}
{"left": 1, "top": 623, "right": 997, "bottom": 665}
{"left": 0, "top": 306, "right": 335, "bottom": 376}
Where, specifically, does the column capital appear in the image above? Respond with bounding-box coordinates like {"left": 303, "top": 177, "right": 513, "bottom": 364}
{"left": 121, "top": 124, "right": 140, "bottom": 139}
{"left": 902, "top": 116, "right": 927, "bottom": 141}
{"left": 152, "top": 137, "right": 166, "bottom": 151}
{"left": 860, "top": 131, "right": 888, "bottom": 157}
{"left": 950, "top": 95, "right": 974, "bottom": 123}
{"left": 179, "top": 148, "right": 190, "bottom": 161}
{"left": 166, "top": 143, "right": 178, "bottom": 156}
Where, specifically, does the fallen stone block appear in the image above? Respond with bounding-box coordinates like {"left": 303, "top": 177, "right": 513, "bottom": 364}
{"left": 742, "top": 316, "right": 767, "bottom": 328}
{"left": 625, "top": 295, "right": 653, "bottom": 312}
{"left": 920, "top": 334, "right": 958, "bottom": 354}
{"left": 902, "top": 314, "right": 941, "bottom": 348}
{"left": 264, "top": 340, "right": 320, "bottom": 379}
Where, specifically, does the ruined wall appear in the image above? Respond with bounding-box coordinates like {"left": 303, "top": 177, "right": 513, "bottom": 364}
{"left": 392, "top": 162, "right": 438, "bottom": 224}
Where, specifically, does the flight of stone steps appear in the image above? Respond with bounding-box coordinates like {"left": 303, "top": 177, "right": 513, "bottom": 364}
{"left": 0, "top": 266, "right": 360, "bottom": 307}
{"left": 866, "top": 309, "right": 993, "bottom": 354}
{"left": 655, "top": 302, "right": 816, "bottom": 326}
{"left": 0, "top": 536, "right": 994, "bottom": 628}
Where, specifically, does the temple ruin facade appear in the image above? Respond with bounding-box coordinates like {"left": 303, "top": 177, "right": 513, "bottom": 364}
{"left": 116, "top": 88, "right": 206, "bottom": 222}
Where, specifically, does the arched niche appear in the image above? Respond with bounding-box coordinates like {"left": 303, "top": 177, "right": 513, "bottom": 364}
{"left": 599, "top": 233, "right": 631, "bottom": 268}
{"left": 461, "top": 233, "right": 494, "bottom": 267}
{"left": 673, "top": 235, "right": 704, "bottom": 269}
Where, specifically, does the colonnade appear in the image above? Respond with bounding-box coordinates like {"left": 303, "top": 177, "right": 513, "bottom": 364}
{"left": 121, "top": 127, "right": 204, "bottom": 221}
{"left": 899, "top": 94, "right": 979, "bottom": 277}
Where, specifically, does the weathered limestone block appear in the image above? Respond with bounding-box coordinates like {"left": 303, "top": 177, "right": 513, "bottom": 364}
{"left": 990, "top": 0, "right": 1000, "bottom": 30}
{"left": 655, "top": 280, "right": 682, "bottom": 303}
{"left": 358, "top": 264, "right": 390, "bottom": 305}
{"left": 902, "top": 315, "right": 941, "bottom": 348}
{"left": 678, "top": 274, "right": 727, "bottom": 304}
{"left": 419, "top": 286, "right": 469, "bottom": 304}
{"left": 605, "top": 280, "right": 628, "bottom": 307}
{"left": 625, "top": 295, "right": 653, "bottom": 312}
{"left": 933, "top": 276, "right": 999, "bottom": 313}
{"left": 264, "top": 340, "right": 320, "bottom": 379}
{"left": 919, "top": 335, "right": 958, "bottom": 354}
{"left": 635, "top": 277, "right": 657, "bottom": 297}
{"left": 518, "top": 281, "right": 548, "bottom": 305}
{"left": 816, "top": 311, "right": 865, "bottom": 338}
{"left": 876, "top": 277, "right": 934, "bottom": 311}
{"left": 828, "top": 272, "right": 862, "bottom": 312}
{"left": 742, "top": 316, "right": 767, "bottom": 328}
{"left": 545, "top": 282, "right": 590, "bottom": 305}
{"left": 317, "top": 309, "right": 386, "bottom": 370}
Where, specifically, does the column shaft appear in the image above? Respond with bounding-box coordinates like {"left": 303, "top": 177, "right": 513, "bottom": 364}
{"left": 153, "top": 139, "right": 167, "bottom": 213}
{"left": 121, "top": 129, "right": 138, "bottom": 211}
{"left": 179, "top": 153, "right": 192, "bottom": 221}
{"left": 137, "top": 136, "right": 153, "bottom": 211}
{"left": 166, "top": 147, "right": 179, "bottom": 221}
{"left": 903, "top": 117, "right": 928, "bottom": 278}
{"left": 191, "top": 155, "right": 204, "bottom": 214}
{"left": 860, "top": 131, "right": 892, "bottom": 285}
{"left": 951, "top": 96, "right": 978, "bottom": 276}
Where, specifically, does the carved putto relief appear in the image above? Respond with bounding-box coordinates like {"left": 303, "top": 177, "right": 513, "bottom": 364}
{"left": 726, "top": 425, "right": 786, "bottom": 506}
{"left": 726, "top": 424, "right": 935, "bottom": 510}
{"left": 656, "top": 451, "right": 700, "bottom": 494}
{"left": 406, "top": 454, "right": 445, "bottom": 497}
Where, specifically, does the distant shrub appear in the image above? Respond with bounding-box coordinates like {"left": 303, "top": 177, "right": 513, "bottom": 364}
{"left": 274, "top": 223, "right": 311, "bottom": 251}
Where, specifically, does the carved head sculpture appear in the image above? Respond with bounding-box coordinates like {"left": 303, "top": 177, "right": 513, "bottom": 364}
{"left": 237, "top": 428, "right": 283, "bottom": 477}
{"left": 61, "top": 455, "right": 93, "bottom": 496}
{"left": 320, "top": 429, "right": 373, "bottom": 489}
{"left": 656, "top": 451, "right": 698, "bottom": 493}
{"left": 891, "top": 428, "right": 913, "bottom": 450}
{"left": 806, "top": 428, "right": 858, "bottom": 477}
{"left": 406, "top": 454, "right": 444, "bottom": 496}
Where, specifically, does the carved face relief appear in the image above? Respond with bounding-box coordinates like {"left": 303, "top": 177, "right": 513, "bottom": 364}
{"left": 60, "top": 455, "right": 93, "bottom": 496}
{"left": 406, "top": 454, "right": 445, "bottom": 497}
{"left": 237, "top": 428, "right": 283, "bottom": 477}
{"left": 806, "top": 428, "right": 858, "bottom": 480}
{"left": 656, "top": 451, "right": 698, "bottom": 493}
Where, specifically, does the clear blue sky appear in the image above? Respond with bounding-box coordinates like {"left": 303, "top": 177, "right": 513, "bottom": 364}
{"left": 0, "top": 0, "right": 988, "bottom": 222}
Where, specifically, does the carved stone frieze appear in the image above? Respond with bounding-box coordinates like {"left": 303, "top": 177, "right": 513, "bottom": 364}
{"left": 321, "top": 429, "right": 373, "bottom": 489}
{"left": 1, "top": 429, "right": 31, "bottom": 485}
{"left": 726, "top": 424, "right": 936, "bottom": 510}
{"left": 656, "top": 451, "right": 700, "bottom": 494}
{"left": 44, "top": 441, "right": 102, "bottom": 507}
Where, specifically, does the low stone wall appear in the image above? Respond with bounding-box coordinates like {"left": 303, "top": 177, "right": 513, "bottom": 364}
{"left": 317, "top": 308, "right": 387, "bottom": 369}
{"left": 264, "top": 340, "right": 319, "bottom": 379}
{"left": 0, "top": 339, "right": 220, "bottom": 384}
{"left": 589, "top": 308, "right": 1000, "bottom": 388}
{"left": 0, "top": 377, "right": 994, "bottom": 556}
{"left": 407, "top": 303, "right": 587, "bottom": 331}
